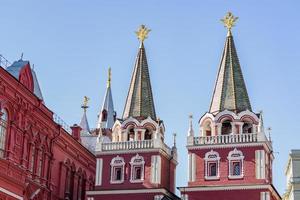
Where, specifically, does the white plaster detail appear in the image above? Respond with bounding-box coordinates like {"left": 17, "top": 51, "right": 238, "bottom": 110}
{"left": 110, "top": 155, "right": 125, "bottom": 184}
{"left": 227, "top": 148, "right": 244, "bottom": 179}
{"left": 204, "top": 150, "right": 220, "bottom": 180}
{"left": 130, "top": 154, "right": 145, "bottom": 183}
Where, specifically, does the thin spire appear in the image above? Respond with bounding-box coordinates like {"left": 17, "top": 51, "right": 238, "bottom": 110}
{"left": 107, "top": 67, "right": 112, "bottom": 88}
{"left": 209, "top": 12, "right": 252, "bottom": 114}
{"left": 122, "top": 25, "right": 156, "bottom": 120}
{"left": 97, "top": 68, "right": 115, "bottom": 129}
{"left": 188, "top": 114, "right": 194, "bottom": 137}
{"left": 79, "top": 96, "right": 90, "bottom": 133}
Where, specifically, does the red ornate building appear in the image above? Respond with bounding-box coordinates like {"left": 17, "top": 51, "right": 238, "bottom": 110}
{"left": 178, "top": 12, "right": 281, "bottom": 200}
{"left": 86, "top": 25, "right": 179, "bottom": 200}
{"left": 0, "top": 57, "right": 95, "bottom": 199}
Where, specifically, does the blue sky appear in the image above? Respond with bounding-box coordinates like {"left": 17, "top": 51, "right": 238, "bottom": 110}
{"left": 1, "top": 0, "right": 300, "bottom": 195}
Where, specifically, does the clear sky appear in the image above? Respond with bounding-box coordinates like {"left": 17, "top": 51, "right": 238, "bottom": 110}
{"left": 1, "top": 0, "right": 300, "bottom": 195}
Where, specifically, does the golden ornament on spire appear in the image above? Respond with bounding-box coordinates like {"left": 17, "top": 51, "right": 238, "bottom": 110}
{"left": 82, "top": 96, "right": 90, "bottom": 110}
{"left": 135, "top": 25, "right": 151, "bottom": 43}
{"left": 107, "top": 67, "right": 112, "bottom": 88}
{"left": 221, "top": 12, "right": 238, "bottom": 30}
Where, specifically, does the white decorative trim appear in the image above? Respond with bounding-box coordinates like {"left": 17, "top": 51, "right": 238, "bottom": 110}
{"left": 95, "top": 158, "right": 103, "bottom": 186}
{"left": 227, "top": 148, "right": 244, "bottom": 179}
{"left": 110, "top": 155, "right": 125, "bottom": 184}
{"left": 178, "top": 184, "right": 272, "bottom": 192}
{"left": 87, "top": 188, "right": 169, "bottom": 195}
{"left": 0, "top": 187, "right": 23, "bottom": 200}
{"left": 96, "top": 148, "right": 172, "bottom": 159}
{"left": 204, "top": 150, "right": 220, "bottom": 180}
{"left": 238, "top": 110, "right": 259, "bottom": 122}
{"left": 130, "top": 154, "right": 145, "bottom": 183}
{"left": 188, "top": 153, "right": 196, "bottom": 182}
{"left": 151, "top": 155, "right": 161, "bottom": 184}
{"left": 214, "top": 110, "right": 237, "bottom": 122}
{"left": 187, "top": 142, "right": 272, "bottom": 152}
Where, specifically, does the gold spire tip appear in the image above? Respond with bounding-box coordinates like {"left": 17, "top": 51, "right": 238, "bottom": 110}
{"left": 221, "top": 12, "right": 238, "bottom": 31}
{"left": 135, "top": 25, "right": 151, "bottom": 43}
{"left": 107, "top": 67, "right": 112, "bottom": 87}
{"left": 82, "top": 96, "right": 90, "bottom": 110}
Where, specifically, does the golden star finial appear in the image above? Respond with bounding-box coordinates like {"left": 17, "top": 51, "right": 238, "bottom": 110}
{"left": 107, "top": 67, "right": 112, "bottom": 88}
{"left": 135, "top": 25, "right": 151, "bottom": 43}
{"left": 221, "top": 12, "right": 238, "bottom": 31}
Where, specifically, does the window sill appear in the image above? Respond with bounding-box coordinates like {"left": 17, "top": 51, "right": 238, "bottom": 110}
{"left": 205, "top": 176, "right": 220, "bottom": 180}
{"left": 110, "top": 180, "right": 124, "bottom": 184}
{"left": 130, "top": 179, "right": 144, "bottom": 183}
{"left": 228, "top": 175, "right": 244, "bottom": 179}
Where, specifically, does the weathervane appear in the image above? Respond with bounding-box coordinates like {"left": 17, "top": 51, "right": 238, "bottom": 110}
{"left": 135, "top": 25, "right": 151, "bottom": 43}
{"left": 221, "top": 12, "right": 238, "bottom": 31}
{"left": 107, "top": 67, "right": 112, "bottom": 88}
{"left": 82, "top": 96, "right": 90, "bottom": 111}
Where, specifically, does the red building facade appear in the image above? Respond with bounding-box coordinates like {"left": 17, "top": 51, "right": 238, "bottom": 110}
{"left": 178, "top": 12, "right": 281, "bottom": 200}
{"left": 0, "top": 58, "right": 95, "bottom": 200}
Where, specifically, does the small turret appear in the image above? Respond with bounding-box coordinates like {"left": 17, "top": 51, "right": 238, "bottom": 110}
{"left": 96, "top": 68, "right": 116, "bottom": 129}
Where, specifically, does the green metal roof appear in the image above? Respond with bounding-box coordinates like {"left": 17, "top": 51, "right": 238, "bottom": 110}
{"left": 122, "top": 42, "right": 156, "bottom": 120}
{"left": 209, "top": 31, "right": 252, "bottom": 114}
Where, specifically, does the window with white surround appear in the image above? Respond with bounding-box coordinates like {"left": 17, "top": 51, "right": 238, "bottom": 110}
{"left": 95, "top": 158, "right": 103, "bottom": 186}
{"left": 110, "top": 156, "right": 125, "bottom": 184}
{"left": 256, "top": 150, "right": 266, "bottom": 179}
{"left": 130, "top": 154, "right": 145, "bottom": 183}
{"left": 227, "top": 148, "right": 244, "bottom": 179}
{"left": 188, "top": 153, "right": 196, "bottom": 182}
{"left": 151, "top": 155, "right": 161, "bottom": 184}
{"left": 260, "top": 192, "right": 270, "bottom": 200}
{"left": 0, "top": 108, "right": 8, "bottom": 158}
{"left": 204, "top": 150, "right": 220, "bottom": 180}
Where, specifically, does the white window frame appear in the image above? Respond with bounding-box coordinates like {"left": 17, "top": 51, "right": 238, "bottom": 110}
{"left": 110, "top": 156, "right": 125, "bottom": 184}
{"left": 0, "top": 108, "right": 8, "bottom": 158}
{"left": 130, "top": 154, "right": 145, "bottom": 183}
{"left": 204, "top": 150, "right": 220, "bottom": 180}
{"left": 227, "top": 148, "right": 244, "bottom": 179}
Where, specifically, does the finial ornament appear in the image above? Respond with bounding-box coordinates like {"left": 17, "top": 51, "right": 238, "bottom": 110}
{"left": 221, "top": 12, "right": 238, "bottom": 31}
{"left": 135, "top": 25, "right": 151, "bottom": 43}
{"left": 82, "top": 96, "right": 90, "bottom": 111}
{"left": 107, "top": 67, "right": 112, "bottom": 88}
{"left": 173, "top": 133, "right": 177, "bottom": 147}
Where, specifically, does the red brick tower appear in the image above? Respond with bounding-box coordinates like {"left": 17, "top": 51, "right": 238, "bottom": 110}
{"left": 178, "top": 12, "right": 281, "bottom": 200}
{"left": 87, "top": 25, "right": 179, "bottom": 200}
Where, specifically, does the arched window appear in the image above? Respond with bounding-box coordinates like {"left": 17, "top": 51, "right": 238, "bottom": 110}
{"left": 101, "top": 110, "right": 107, "bottom": 121}
{"left": 130, "top": 154, "right": 145, "bottom": 183}
{"left": 128, "top": 128, "right": 134, "bottom": 141}
{"left": 145, "top": 129, "right": 152, "bottom": 140}
{"left": 242, "top": 122, "right": 253, "bottom": 133}
{"left": 110, "top": 156, "right": 125, "bottom": 184}
{"left": 203, "top": 121, "right": 212, "bottom": 136}
{"left": 204, "top": 150, "right": 220, "bottom": 180}
{"left": 227, "top": 148, "right": 244, "bottom": 179}
{"left": 0, "top": 108, "right": 8, "bottom": 158}
{"left": 221, "top": 120, "right": 232, "bottom": 135}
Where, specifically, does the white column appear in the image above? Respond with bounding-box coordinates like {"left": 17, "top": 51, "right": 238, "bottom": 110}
{"left": 95, "top": 158, "right": 103, "bottom": 186}
{"left": 216, "top": 123, "right": 222, "bottom": 135}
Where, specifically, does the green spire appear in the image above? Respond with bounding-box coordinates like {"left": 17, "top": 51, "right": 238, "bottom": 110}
{"left": 122, "top": 25, "right": 156, "bottom": 120}
{"left": 210, "top": 13, "right": 252, "bottom": 114}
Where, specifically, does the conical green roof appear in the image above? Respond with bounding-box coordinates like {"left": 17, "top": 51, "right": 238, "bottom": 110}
{"left": 209, "top": 31, "right": 252, "bottom": 114}
{"left": 122, "top": 43, "right": 156, "bottom": 120}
